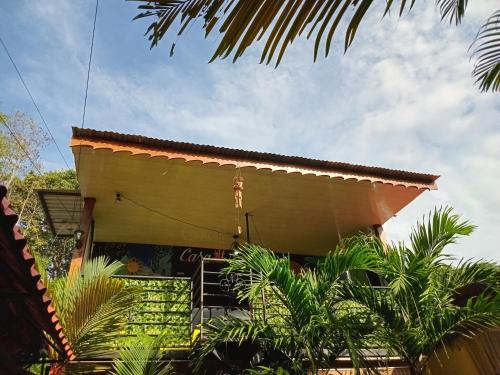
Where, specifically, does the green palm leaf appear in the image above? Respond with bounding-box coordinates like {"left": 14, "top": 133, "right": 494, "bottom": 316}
{"left": 470, "top": 10, "right": 500, "bottom": 92}
{"left": 409, "top": 206, "right": 475, "bottom": 261}
{"left": 48, "top": 257, "right": 142, "bottom": 371}
{"left": 196, "top": 244, "right": 380, "bottom": 373}
{"left": 436, "top": 0, "right": 468, "bottom": 24}
{"left": 131, "top": 0, "right": 478, "bottom": 65}
{"left": 345, "top": 207, "right": 499, "bottom": 373}
{"left": 131, "top": 0, "right": 422, "bottom": 66}
{"left": 111, "top": 333, "right": 174, "bottom": 375}
{"left": 131, "top": 0, "right": 500, "bottom": 93}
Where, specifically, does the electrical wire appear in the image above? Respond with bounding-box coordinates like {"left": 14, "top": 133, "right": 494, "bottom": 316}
{"left": 121, "top": 194, "right": 232, "bottom": 237}
{"left": 0, "top": 36, "right": 71, "bottom": 170}
{"left": 80, "top": 0, "right": 99, "bottom": 131}
{"left": 75, "top": 0, "right": 99, "bottom": 221}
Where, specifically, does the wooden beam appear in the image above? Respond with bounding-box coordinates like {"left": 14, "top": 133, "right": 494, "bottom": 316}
{"left": 69, "top": 197, "right": 95, "bottom": 274}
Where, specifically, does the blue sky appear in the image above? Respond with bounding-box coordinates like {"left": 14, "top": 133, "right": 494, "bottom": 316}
{"left": 1, "top": 0, "right": 499, "bottom": 260}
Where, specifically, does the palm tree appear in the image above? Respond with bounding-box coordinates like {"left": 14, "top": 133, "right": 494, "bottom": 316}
{"left": 343, "top": 207, "right": 500, "bottom": 375}
{"left": 47, "top": 256, "right": 142, "bottom": 374}
{"left": 192, "top": 243, "right": 380, "bottom": 374}
{"left": 131, "top": 0, "right": 499, "bottom": 92}
{"left": 111, "top": 333, "right": 174, "bottom": 375}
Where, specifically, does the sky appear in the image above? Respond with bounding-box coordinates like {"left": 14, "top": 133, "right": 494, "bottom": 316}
{"left": 0, "top": 0, "right": 499, "bottom": 261}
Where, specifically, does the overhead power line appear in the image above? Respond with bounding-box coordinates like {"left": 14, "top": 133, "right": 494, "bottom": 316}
{"left": 81, "top": 0, "right": 99, "bottom": 130}
{"left": 75, "top": 0, "right": 99, "bottom": 221}
{"left": 0, "top": 37, "right": 71, "bottom": 170}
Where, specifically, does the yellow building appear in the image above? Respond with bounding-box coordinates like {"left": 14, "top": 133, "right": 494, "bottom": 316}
{"left": 39, "top": 127, "right": 445, "bottom": 373}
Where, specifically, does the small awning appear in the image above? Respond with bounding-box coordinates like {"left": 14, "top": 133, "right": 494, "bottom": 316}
{"left": 37, "top": 190, "right": 82, "bottom": 237}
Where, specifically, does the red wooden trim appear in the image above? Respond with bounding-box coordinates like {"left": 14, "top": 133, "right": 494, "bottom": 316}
{"left": 69, "top": 197, "right": 95, "bottom": 275}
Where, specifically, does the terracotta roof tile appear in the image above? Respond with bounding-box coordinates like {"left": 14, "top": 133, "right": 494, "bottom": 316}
{"left": 0, "top": 184, "right": 74, "bottom": 363}
{"left": 72, "top": 127, "right": 439, "bottom": 189}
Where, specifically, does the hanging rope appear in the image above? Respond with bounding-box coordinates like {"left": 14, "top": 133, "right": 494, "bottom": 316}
{"left": 233, "top": 165, "right": 244, "bottom": 236}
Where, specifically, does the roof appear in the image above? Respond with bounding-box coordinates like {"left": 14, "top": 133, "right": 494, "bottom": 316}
{"left": 69, "top": 127, "right": 438, "bottom": 254}
{"left": 37, "top": 189, "right": 81, "bottom": 237}
{"left": 0, "top": 185, "right": 74, "bottom": 370}
{"left": 71, "top": 127, "right": 438, "bottom": 190}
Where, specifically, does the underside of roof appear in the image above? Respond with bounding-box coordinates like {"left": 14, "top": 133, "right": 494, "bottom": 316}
{"left": 69, "top": 128, "right": 439, "bottom": 255}
{"left": 0, "top": 185, "right": 73, "bottom": 371}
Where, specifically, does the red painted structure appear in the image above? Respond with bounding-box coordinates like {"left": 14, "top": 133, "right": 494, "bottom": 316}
{"left": 0, "top": 184, "right": 73, "bottom": 373}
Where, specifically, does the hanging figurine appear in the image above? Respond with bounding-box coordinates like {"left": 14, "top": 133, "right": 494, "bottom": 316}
{"left": 233, "top": 174, "right": 244, "bottom": 209}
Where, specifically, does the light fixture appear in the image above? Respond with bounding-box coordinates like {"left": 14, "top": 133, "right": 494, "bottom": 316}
{"left": 74, "top": 229, "right": 84, "bottom": 248}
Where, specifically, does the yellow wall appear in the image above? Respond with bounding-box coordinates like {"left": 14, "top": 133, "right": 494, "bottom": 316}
{"left": 428, "top": 341, "right": 480, "bottom": 375}
{"left": 317, "top": 329, "right": 499, "bottom": 375}
{"left": 428, "top": 329, "right": 499, "bottom": 375}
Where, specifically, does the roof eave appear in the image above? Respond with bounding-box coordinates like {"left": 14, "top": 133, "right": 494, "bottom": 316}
{"left": 71, "top": 127, "right": 439, "bottom": 190}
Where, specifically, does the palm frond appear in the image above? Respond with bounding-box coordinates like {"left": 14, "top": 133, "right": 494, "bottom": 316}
{"left": 111, "top": 333, "right": 174, "bottom": 375}
{"left": 131, "top": 0, "right": 424, "bottom": 66}
{"left": 438, "top": 260, "right": 499, "bottom": 294}
{"left": 199, "top": 244, "right": 381, "bottom": 372}
{"left": 49, "top": 257, "right": 142, "bottom": 365}
{"left": 314, "top": 240, "right": 379, "bottom": 304}
{"left": 319, "top": 239, "right": 379, "bottom": 281}
{"left": 224, "top": 244, "right": 282, "bottom": 302}
{"left": 345, "top": 208, "right": 500, "bottom": 372}
{"left": 423, "top": 293, "right": 500, "bottom": 355}
{"left": 192, "top": 313, "right": 280, "bottom": 373}
{"left": 470, "top": 10, "right": 500, "bottom": 92}
{"left": 436, "top": 0, "right": 468, "bottom": 24}
{"left": 409, "top": 206, "right": 475, "bottom": 261}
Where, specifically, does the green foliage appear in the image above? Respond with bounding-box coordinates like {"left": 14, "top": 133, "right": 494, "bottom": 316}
{"left": 117, "top": 278, "right": 191, "bottom": 348}
{"left": 111, "top": 333, "right": 174, "bottom": 375}
{"left": 132, "top": 1, "right": 498, "bottom": 92}
{"left": 132, "top": 0, "right": 466, "bottom": 64}
{"left": 193, "top": 243, "right": 380, "bottom": 374}
{"left": 193, "top": 207, "right": 499, "bottom": 374}
{"left": 0, "top": 111, "right": 49, "bottom": 180}
{"left": 1, "top": 110, "right": 78, "bottom": 278}
{"left": 10, "top": 170, "right": 78, "bottom": 278}
{"left": 48, "top": 257, "right": 142, "bottom": 372}
{"left": 343, "top": 207, "right": 500, "bottom": 374}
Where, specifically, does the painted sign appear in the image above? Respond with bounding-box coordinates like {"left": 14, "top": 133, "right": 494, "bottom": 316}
{"left": 92, "top": 242, "right": 227, "bottom": 277}
{"left": 92, "top": 242, "right": 316, "bottom": 277}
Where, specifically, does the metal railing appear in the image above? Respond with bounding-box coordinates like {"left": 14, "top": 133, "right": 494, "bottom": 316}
{"left": 191, "top": 258, "right": 251, "bottom": 343}
{"left": 115, "top": 275, "right": 192, "bottom": 350}
{"left": 115, "top": 262, "right": 390, "bottom": 351}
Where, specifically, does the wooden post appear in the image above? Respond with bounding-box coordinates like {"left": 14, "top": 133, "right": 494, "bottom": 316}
{"left": 69, "top": 197, "right": 95, "bottom": 274}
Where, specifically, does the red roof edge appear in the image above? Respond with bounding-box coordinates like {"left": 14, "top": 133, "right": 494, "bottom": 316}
{"left": 72, "top": 127, "right": 439, "bottom": 186}
{"left": 0, "top": 184, "right": 74, "bottom": 360}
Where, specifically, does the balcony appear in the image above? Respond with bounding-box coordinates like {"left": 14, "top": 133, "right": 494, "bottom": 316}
{"left": 113, "top": 257, "right": 286, "bottom": 354}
